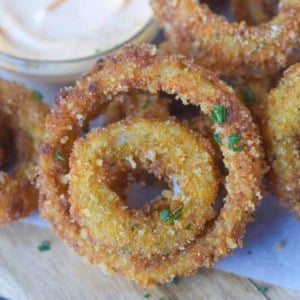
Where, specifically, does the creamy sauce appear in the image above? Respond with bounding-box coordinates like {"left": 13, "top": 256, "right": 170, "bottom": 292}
{"left": 0, "top": 0, "right": 152, "bottom": 60}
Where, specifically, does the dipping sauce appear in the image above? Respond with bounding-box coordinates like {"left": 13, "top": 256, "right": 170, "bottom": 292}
{"left": 0, "top": 0, "right": 152, "bottom": 61}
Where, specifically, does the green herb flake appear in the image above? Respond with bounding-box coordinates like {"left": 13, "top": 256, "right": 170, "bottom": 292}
{"left": 95, "top": 48, "right": 101, "bottom": 54}
{"left": 122, "top": 247, "right": 130, "bottom": 254}
{"left": 130, "top": 224, "right": 138, "bottom": 232}
{"left": 210, "top": 105, "right": 226, "bottom": 123}
{"left": 32, "top": 90, "right": 43, "bottom": 101}
{"left": 143, "top": 294, "right": 151, "bottom": 299}
{"left": 141, "top": 101, "right": 150, "bottom": 109}
{"left": 257, "top": 286, "right": 268, "bottom": 295}
{"left": 241, "top": 85, "right": 255, "bottom": 104}
{"left": 212, "top": 132, "right": 222, "bottom": 145}
{"left": 170, "top": 205, "right": 184, "bottom": 225}
{"left": 228, "top": 133, "right": 243, "bottom": 152}
{"left": 185, "top": 224, "right": 192, "bottom": 230}
{"left": 159, "top": 297, "right": 170, "bottom": 300}
{"left": 159, "top": 207, "right": 171, "bottom": 222}
{"left": 54, "top": 149, "right": 64, "bottom": 161}
{"left": 160, "top": 205, "right": 184, "bottom": 225}
{"left": 38, "top": 240, "right": 50, "bottom": 252}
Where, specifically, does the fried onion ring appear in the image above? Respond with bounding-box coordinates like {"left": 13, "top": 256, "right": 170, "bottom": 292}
{"left": 262, "top": 64, "right": 300, "bottom": 217}
{"left": 153, "top": 0, "right": 300, "bottom": 78}
{"left": 225, "top": 74, "right": 300, "bottom": 217}
{"left": 0, "top": 79, "right": 48, "bottom": 223}
{"left": 70, "top": 118, "right": 218, "bottom": 258}
{"left": 39, "top": 44, "right": 266, "bottom": 285}
{"left": 231, "top": 0, "right": 278, "bottom": 25}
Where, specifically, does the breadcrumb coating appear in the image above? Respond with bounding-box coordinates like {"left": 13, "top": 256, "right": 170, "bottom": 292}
{"left": 0, "top": 80, "right": 48, "bottom": 223}
{"left": 39, "top": 44, "right": 267, "bottom": 285}
{"left": 153, "top": 0, "right": 300, "bottom": 78}
{"left": 262, "top": 64, "right": 300, "bottom": 217}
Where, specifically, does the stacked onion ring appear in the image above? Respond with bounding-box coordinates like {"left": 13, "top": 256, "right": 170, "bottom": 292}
{"left": 39, "top": 44, "right": 267, "bottom": 285}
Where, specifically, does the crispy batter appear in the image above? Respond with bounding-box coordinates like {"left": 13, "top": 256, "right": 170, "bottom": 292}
{"left": 103, "top": 91, "right": 223, "bottom": 170}
{"left": 262, "top": 64, "right": 300, "bottom": 217}
{"left": 0, "top": 80, "right": 48, "bottom": 223}
{"left": 231, "top": 0, "right": 278, "bottom": 25}
{"left": 39, "top": 44, "right": 266, "bottom": 285}
{"left": 230, "top": 76, "right": 277, "bottom": 123}
{"left": 70, "top": 118, "right": 218, "bottom": 257}
{"left": 153, "top": 0, "right": 300, "bottom": 78}
{"left": 227, "top": 74, "right": 300, "bottom": 217}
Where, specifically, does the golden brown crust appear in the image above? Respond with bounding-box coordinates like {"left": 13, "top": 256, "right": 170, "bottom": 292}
{"left": 70, "top": 118, "right": 218, "bottom": 258}
{"left": 262, "top": 64, "right": 300, "bottom": 217}
{"left": 0, "top": 80, "right": 48, "bottom": 223}
{"left": 153, "top": 0, "right": 300, "bottom": 78}
{"left": 39, "top": 44, "right": 266, "bottom": 285}
{"left": 226, "top": 73, "right": 299, "bottom": 217}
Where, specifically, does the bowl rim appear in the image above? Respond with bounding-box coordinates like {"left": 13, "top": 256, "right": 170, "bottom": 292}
{"left": 0, "top": 18, "right": 156, "bottom": 65}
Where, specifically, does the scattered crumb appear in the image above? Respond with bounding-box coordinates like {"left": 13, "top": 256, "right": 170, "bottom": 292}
{"left": 276, "top": 241, "right": 286, "bottom": 250}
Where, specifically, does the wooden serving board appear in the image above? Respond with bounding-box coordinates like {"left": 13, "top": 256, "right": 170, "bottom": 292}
{"left": 0, "top": 223, "right": 299, "bottom": 300}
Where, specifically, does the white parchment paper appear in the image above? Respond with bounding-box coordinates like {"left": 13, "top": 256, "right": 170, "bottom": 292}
{"left": 1, "top": 64, "right": 299, "bottom": 292}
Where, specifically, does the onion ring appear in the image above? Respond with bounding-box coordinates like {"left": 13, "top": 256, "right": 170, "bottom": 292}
{"left": 262, "top": 64, "right": 300, "bottom": 217}
{"left": 70, "top": 118, "right": 219, "bottom": 258}
{"left": 39, "top": 44, "right": 266, "bottom": 285}
{"left": 153, "top": 0, "right": 300, "bottom": 78}
{"left": 0, "top": 79, "right": 48, "bottom": 223}
{"left": 231, "top": 0, "right": 278, "bottom": 25}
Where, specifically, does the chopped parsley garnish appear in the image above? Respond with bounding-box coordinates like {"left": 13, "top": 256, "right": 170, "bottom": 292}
{"left": 241, "top": 85, "right": 255, "bottom": 104}
{"left": 54, "top": 149, "right": 64, "bottom": 161}
{"left": 159, "top": 205, "right": 184, "bottom": 225}
{"left": 212, "top": 132, "right": 222, "bottom": 145}
{"left": 170, "top": 205, "right": 184, "bottom": 225}
{"left": 257, "top": 286, "right": 268, "bottom": 295}
{"left": 122, "top": 247, "right": 130, "bottom": 254}
{"left": 159, "top": 207, "right": 171, "bottom": 222}
{"left": 141, "top": 101, "right": 150, "bottom": 109}
{"left": 130, "top": 224, "right": 138, "bottom": 232}
{"left": 144, "top": 294, "right": 151, "bottom": 299}
{"left": 95, "top": 48, "right": 102, "bottom": 54}
{"left": 159, "top": 297, "right": 170, "bottom": 300}
{"left": 32, "top": 90, "right": 43, "bottom": 101}
{"left": 38, "top": 240, "right": 50, "bottom": 252}
{"left": 185, "top": 224, "right": 192, "bottom": 230}
{"left": 228, "top": 133, "right": 243, "bottom": 152}
{"left": 210, "top": 105, "right": 226, "bottom": 123}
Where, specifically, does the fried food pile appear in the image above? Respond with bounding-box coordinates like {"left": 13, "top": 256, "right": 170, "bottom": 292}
{"left": 38, "top": 44, "right": 267, "bottom": 285}
{"left": 153, "top": 0, "right": 300, "bottom": 218}
{"left": 1, "top": 0, "right": 299, "bottom": 287}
